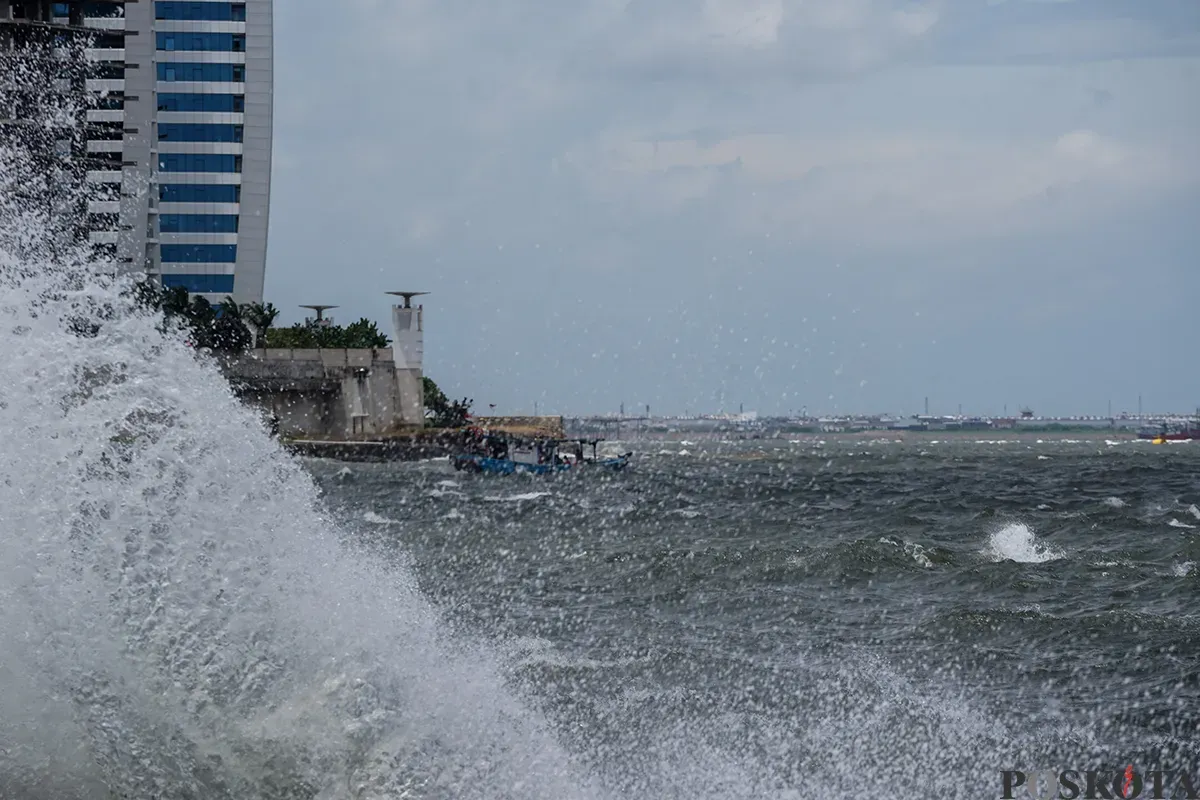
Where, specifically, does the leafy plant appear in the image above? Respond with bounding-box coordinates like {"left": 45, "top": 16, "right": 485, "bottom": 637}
{"left": 423, "top": 376, "right": 472, "bottom": 428}
{"left": 423, "top": 376, "right": 448, "bottom": 413}
{"left": 262, "top": 318, "right": 390, "bottom": 349}
{"left": 242, "top": 301, "right": 280, "bottom": 346}
{"left": 128, "top": 281, "right": 252, "bottom": 355}
{"left": 128, "top": 283, "right": 391, "bottom": 354}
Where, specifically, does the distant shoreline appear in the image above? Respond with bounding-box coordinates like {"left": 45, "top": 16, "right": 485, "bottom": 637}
{"left": 781, "top": 429, "right": 1140, "bottom": 441}
{"left": 596, "top": 429, "right": 1147, "bottom": 443}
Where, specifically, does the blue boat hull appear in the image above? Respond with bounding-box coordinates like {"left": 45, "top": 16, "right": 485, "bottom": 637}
{"left": 451, "top": 454, "right": 630, "bottom": 475}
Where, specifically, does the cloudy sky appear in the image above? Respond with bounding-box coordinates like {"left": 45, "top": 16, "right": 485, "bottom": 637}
{"left": 265, "top": 0, "right": 1199, "bottom": 417}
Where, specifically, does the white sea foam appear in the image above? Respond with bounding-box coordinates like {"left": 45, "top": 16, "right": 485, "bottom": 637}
{"left": 484, "top": 491, "right": 552, "bottom": 503}
{"left": 905, "top": 542, "right": 933, "bottom": 569}
{"left": 879, "top": 536, "right": 934, "bottom": 568}
{"left": 0, "top": 138, "right": 595, "bottom": 798}
{"left": 984, "top": 523, "right": 1065, "bottom": 564}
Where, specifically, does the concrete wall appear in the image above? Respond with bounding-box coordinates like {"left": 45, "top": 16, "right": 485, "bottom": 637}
{"left": 472, "top": 416, "right": 566, "bottom": 438}
{"left": 391, "top": 305, "right": 423, "bottom": 369}
{"left": 223, "top": 348, "right": 424, "bottom": 440}
{"left": 390, "top": 304, "right": 423, "bottom": 425}
{"left": 396, "top": 367, "right": 422, "bottom": 429}
{"left": 234, "top": 0, "right": 274, "bottom": 304}
{"left": 118, "top": 0, "right": 156, "bottom": 277}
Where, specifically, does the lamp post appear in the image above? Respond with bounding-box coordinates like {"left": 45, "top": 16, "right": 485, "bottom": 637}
{"left": 299, "top": 304, "right": 338, "bottom": 326}
{"left": 385, "top": 291, "right": 429, "bottom": 309}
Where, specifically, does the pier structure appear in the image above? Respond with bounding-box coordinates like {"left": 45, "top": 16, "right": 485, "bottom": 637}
{"left": 219, "top": 292, "right": 431, "bottom": 441}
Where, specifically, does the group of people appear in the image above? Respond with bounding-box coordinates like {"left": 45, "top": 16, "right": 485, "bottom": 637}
{"left": 461, "top": 427, "right": 510, "bottom": 459}
{"left": 460, "top": 427, "right": 587, "bottom": 466}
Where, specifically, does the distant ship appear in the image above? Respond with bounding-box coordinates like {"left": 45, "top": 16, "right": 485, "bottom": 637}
{"left": 1137, "top": 419, "right": 1200, "bottom": 441}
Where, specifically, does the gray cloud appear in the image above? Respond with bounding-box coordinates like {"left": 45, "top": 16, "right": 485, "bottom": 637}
{"left": 264, "top": 0, "right": 1200, "bottom": 415}
{"left": 930, "top": 0, "right": 1200, "bottom": 65}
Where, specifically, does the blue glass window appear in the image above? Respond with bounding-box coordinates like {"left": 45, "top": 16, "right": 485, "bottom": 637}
{"left": 159, "top": 184, "right": 241, "bottom": 203}
{"left": 52, "top": 2, "right": 70, "bottom": 15}
{"left": 160, "top": 245, "right": 238, "bottom": 263}
{"left": 156, "top": 2, "right": 246, "bottom": 21}
{"left": 160, "top": 214, "right": 239, "bottom": 233}
{"left": 156, "top": 32, "right": 245, "bottom": 52}
{"left": 157, "top": 62, "right": 245, "bottom": 82}
{"left": 161, "top": 274, "right": 236, "bottom": 293}
{"left": 159, "top": 123, "right": 243, "bottom": 142}
{"left": 84, "top": 1, "right": 123, "bottom": 18}
{"left": 158, "top": 93, "right": 244, "bottom": 113}
{"left": 93, "top": 32, "right": 124, "bottom": 48}
{"left": 159, "top": 153, "right": 241, "bottom": 173}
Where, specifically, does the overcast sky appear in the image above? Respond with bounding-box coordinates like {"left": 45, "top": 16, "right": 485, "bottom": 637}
{"left": 265, "top": 0, "right": 1199, "bottom": 417}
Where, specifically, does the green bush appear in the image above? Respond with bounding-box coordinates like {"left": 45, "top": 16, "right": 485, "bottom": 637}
{"left": 129, "top": 282, "right": 252, "bottom": 355}
{"left": 423, "top": 376, "right": 472, "bottom": 428}
{"left": 129, "top": 282, "right": 394, "bottom": 353}
{"left": 262, "top": 318, "right": 390, "bottom": 349}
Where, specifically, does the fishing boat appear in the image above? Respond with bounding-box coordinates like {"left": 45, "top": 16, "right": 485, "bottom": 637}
{"left": 1137, "top": 418, "right": 1200, "bottom": 442}
{"left": 450, "top": 433, "right": 631, "bottom": 475}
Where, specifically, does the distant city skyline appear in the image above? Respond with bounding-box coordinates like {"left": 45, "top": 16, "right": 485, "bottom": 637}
{"left": 559, "top": 407, "right": 1199, "bottom": 420}
{"left": 264, "top": 0, "right": 1199, "bottom": 416}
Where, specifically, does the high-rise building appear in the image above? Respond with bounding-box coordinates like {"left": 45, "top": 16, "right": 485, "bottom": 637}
{"left": 2, "top": 0, "right": 273, "bottom": 304}
{"left": 1, "top": 1, "right": 109, "bottom": 253}
{"left": 122, "top": 0, "right": 274, "bottom": 304}
{"left": 74, "top": 1, "right": 133, "bottom": 270}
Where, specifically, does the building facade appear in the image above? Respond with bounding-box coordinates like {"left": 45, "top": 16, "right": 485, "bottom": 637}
{"left": 1, "top": 1, "right": 102, "bottom": 252}
{"left": 123, "top": 0, "right": 273, "bottom": 304}
{"left": 5, "top": 0, "right": 273, "bottom": 304}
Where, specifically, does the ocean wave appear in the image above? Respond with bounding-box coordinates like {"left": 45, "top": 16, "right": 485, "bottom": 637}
{"left": 484, "top": 491, "right": 553, "bottom": 503}
{"left": 983, "top": 523, "right": 1065, "bottom": 563}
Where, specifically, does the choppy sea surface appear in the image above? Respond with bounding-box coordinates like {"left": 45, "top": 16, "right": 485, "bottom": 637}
{"left": 1, "top": 176, "right": 1197, "bottom": 795}
{"left": 309, "top": 438, "right": 1200, "bottom": 798}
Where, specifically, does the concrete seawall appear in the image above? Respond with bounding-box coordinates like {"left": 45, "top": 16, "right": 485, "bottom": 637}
{"left": 221, "top": 348, "right": 423, "bottom": 440}
{"left": 280, "top": 417, "right": 570, "bottom": 463}
{"left": 282, "top": 435, "right": 460, "bottom": 463}
{"left": 471, "top": 415, "right": 566, "bottom": 438}
{"left": 219, "top": 351, "right": 570, "bottom": 462}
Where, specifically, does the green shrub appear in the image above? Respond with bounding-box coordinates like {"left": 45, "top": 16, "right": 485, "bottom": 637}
{"left": 262, "top": 318, "right": 390, "bottom": 349}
